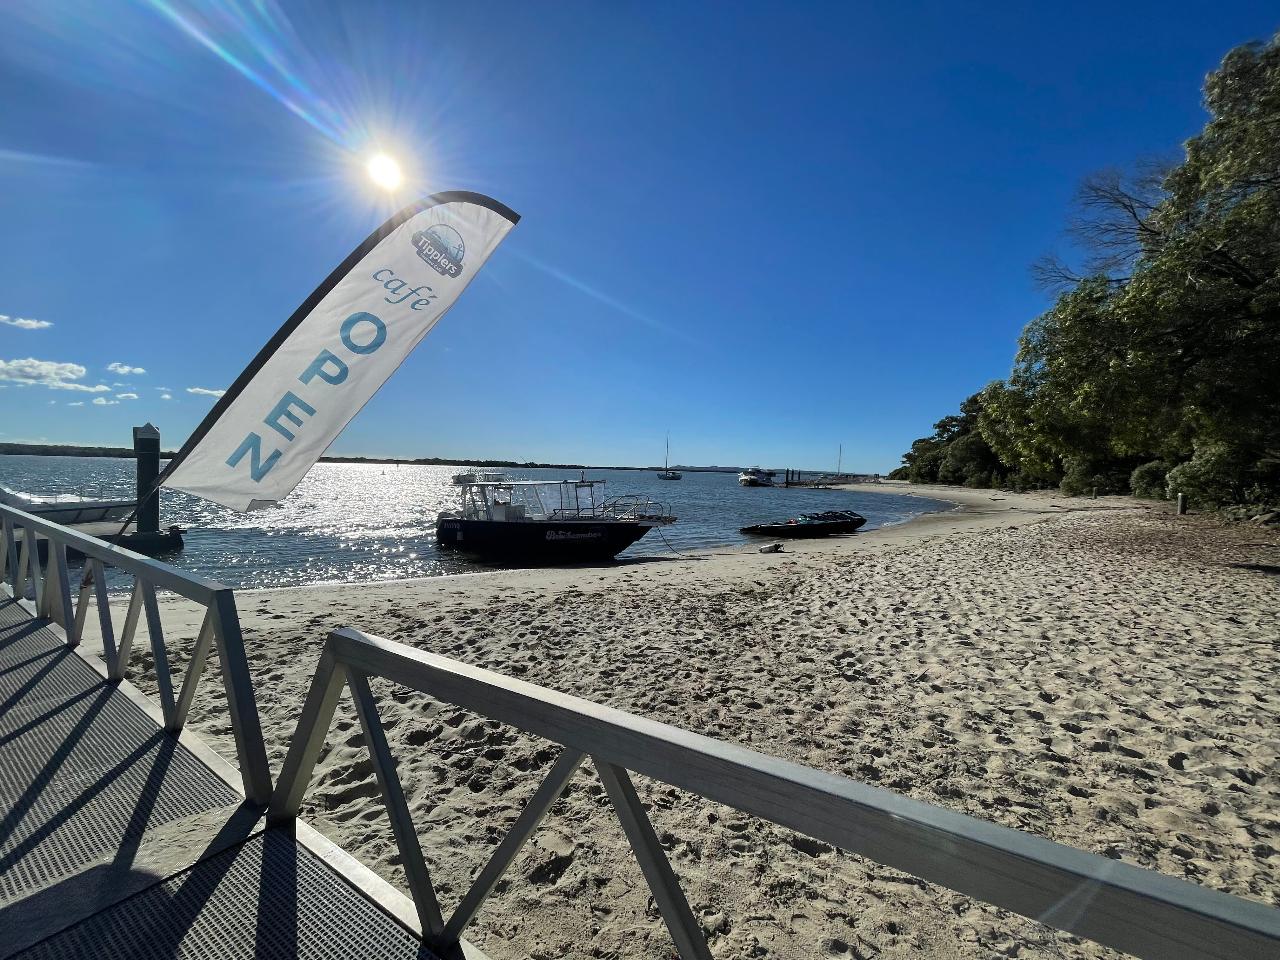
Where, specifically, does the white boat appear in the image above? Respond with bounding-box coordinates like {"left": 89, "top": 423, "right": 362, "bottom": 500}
{"left": 656, "top": 433, "right": 681, "bottom": 480}
{"left": 437, "top": 478, "right": 675, "bottom": 562}
{"left": 0, "top": 485, "right": 136, "bottom": 525}
{"left": 738, "top": 467, "right": 777, "bottom": 487}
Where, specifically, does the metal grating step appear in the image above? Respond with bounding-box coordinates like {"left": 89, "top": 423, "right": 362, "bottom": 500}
{"left": 0, "top": 600, "right": 60, "bottom": 669}
{"left": 13, "top": 829, "right": 439, "bottom": 960}
{"left": 0, "top": 600, "right": 238, "bottom": 905}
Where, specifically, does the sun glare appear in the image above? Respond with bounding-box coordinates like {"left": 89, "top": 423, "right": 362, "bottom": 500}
{"left": 366, "top": 153, "right": 403, "bottom": 191}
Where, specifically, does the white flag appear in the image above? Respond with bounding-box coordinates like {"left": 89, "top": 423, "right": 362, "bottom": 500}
{"left": 162, "top": 192, "right": 518, "bottom": 511}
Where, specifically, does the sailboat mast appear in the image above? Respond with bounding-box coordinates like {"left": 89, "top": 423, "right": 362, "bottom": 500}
{"left": 837, "top": 443, "right": 842, "bottom": 476}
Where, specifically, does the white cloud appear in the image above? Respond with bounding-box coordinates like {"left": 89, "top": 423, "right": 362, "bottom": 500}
{"left": 160, "top": 393, "right": 173, "bottom": 400}
{"left": 0, "top": 357, "right": 84, "bottom": 383}
{"left": 0, "top": 357, "right": 109, "bottom": 392}
{"left": 92, "top": 397, "right": 118, "bottom": 406}
{"left": 53, "top": 382, "right": 112, "bottom": 393}
{"left": 68, "top": 401, "right": 84, "bottom": 407}
{"left": 156, "top": 386, "right": 172, "bottom": 391}
{"left": 0, "top": 315, "right": 52, "bottom": 330}
{"left": 187, "top": 386, "right": 226, "bottom": 397}
{"left": 107, "top": 362, "right": 146, "bottom": 376}
{"left": 117, "top": 392, "right": 139, "bottom": 400}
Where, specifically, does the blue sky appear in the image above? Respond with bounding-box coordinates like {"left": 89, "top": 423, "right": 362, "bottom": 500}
{"left": 1, "top": 1, "right": 1276, "bottom": 472}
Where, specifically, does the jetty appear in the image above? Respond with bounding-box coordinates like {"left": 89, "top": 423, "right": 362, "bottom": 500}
{"left": 2, "top": 499, "right": 1278, "bottom": 958}
{"left": 0, "top": 503, "right": 446, "bottom": 959}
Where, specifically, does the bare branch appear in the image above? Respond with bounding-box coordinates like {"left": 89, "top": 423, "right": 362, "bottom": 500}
{"left": 1030, "top": 253, "right": 1083, "bottom": 292}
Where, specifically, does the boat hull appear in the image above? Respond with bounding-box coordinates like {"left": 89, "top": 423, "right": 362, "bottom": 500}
{"left": 436, "top": 518, "right": 656, "bottom": 562}
{"left": 741, "top": 522, "right": 842, "bottom": 538}
{"left": 741, "top": 513, "right": 866, "bottom": 538}
{"left": 25, "top": 502, "right": 136, "bottom": 525}
{"left": 1, "top": 489, "right": 136, "bottom": 526}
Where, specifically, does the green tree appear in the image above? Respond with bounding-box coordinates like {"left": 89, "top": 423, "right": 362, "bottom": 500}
{"left": 895, "top": 33, "right": 1280, "bottom": 504}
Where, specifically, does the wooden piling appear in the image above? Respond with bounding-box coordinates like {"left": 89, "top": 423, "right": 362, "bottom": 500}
{"left": 133, "top": 423, "right": 161, "bottom": 534}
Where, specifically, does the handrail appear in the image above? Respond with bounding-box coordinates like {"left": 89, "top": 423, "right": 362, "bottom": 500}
{"left": 0, "top": 502, "right": 272, "bottom": 805}
{"left": 548, "top": 494, "right": 673, "bottom": 523}
{"left": 0, "top": 503, "right": 228, "bottom": 602}
{"left": 271, "top": 627, "right": 1280, "bottom": 959}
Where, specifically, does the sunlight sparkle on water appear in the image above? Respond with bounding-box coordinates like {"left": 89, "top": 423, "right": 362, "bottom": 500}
{"left": 0, "top": 459, "right": 953, "bottom": 592}
{"left": 366, "top": 153, "right": 403, "bottom": 191}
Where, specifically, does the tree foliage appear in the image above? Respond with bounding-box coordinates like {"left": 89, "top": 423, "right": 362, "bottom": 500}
{"left": 892, "top": 33, "right": 1280, "bottom": 504}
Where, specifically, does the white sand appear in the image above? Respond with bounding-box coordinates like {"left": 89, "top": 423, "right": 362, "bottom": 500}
{"left": 103, "top": 484, "right": 1279, "bottom": 959}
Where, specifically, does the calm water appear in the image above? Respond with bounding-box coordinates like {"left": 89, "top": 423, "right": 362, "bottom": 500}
{"left": 0, "top": 455, "right": 953, "bottom": 591}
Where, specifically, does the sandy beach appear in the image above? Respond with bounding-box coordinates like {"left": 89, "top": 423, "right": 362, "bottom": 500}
{"left": 103, "top": 483, "right": 1279, "bottom": 959}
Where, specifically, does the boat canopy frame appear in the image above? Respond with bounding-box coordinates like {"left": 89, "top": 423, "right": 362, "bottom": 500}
{"left": 454, "top": 480, "right": 673, "bottom": 525}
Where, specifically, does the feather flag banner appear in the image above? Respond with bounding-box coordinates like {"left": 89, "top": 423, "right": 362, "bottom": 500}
{"left": 161, "top": 192, "right": 518, "bottom": 511}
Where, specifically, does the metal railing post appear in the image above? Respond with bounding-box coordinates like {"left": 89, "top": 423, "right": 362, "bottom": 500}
{"left": 442, "top": 747, "right": 585, "bottom": 944}
{"left": 347, "top": 670, "right": 445, "bottom": 937}
{"left": 171, "top": 609, "right": 216, "bottom": 731}
{"left": 23, "top": 526, "right": 42, "bottom": 609}
{"left": 596, "top": 760, "right": 712, "bottom": 960}
{"left": 70, "top": 565, "right": 93, "bottom": 646}
{"left": 1, "top": 515, "right": 14, "bottom": 589}
{"left": 12, "top": 522, "right": 29, "bottom": 598}
{"left": 38, "top": 537, "right": 57, "bottom": 620}
{"left": 114, "top": 580, "right": 145, "bottom": 681}
{"left": 270, "top": 646, "right": 347, "bottom": 821}
{"left": 49, "top": 542, "right": 74, "bottom": 632}
{"left": 208, "top": 588, "right": 272, "bottom": 806}
{"left": 90, "top": 559, "right": 117, "bottom": 670}
{"left": 141, "top": 580, "right": 176, "bottom": 724}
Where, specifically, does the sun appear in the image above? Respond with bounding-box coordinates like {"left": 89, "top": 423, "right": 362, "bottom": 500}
{"left": 366, "top": 153, "right": 403, "bottom": 191}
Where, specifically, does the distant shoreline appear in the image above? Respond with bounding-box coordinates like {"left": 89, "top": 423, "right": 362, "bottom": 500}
{"left": 0, "top": 441, "right": 759, "bottom": 474}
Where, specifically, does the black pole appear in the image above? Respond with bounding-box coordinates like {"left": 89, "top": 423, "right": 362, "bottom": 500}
{"left": 133, "top": 424, "right": 160, "bottom": 534}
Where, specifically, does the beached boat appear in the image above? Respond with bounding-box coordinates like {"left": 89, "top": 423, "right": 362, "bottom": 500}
{"left": 0, "top": 485, "right": 136, "bottom": 525}
{"left": 741, "top": 510, "right": 866, "bottom": 538}
{"left": 437, "top": 478, "right": 675, "bottom": 561}
{"left": 657, "top": 434, "right": 681, "bottom": 480}
{"left": 738, "top": 467, "right": 777, "bottom": 487}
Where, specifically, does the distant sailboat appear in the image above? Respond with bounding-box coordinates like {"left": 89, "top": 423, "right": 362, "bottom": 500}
{"left": 657, "top": 433, "right": 682, "bottom": 480}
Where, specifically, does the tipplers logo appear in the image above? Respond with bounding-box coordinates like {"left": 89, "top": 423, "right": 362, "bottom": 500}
{"left": 410, "top": 224, "right": 465, "bottom": 278}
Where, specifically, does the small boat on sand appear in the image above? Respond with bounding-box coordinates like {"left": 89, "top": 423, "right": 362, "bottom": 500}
{"left": 741, "top": 510, "right": 866, "bottom": 538}
{"left": 437, "top": 477, "right": 676, "bottom": 562}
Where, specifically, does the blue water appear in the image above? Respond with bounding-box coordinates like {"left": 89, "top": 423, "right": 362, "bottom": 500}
{"left": 0, "top": 455, "right": 953, "bottom": 590}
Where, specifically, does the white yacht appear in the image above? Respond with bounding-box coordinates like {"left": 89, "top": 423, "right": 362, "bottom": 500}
{"left": 737, "top": 467, "right": 777, "bottom": 487}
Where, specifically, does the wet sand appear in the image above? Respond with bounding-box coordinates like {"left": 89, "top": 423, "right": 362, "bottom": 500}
{"left": 104, "top": 484, "right": 1279, "bottom": 959}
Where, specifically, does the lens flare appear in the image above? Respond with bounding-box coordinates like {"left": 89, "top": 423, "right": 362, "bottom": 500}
{"left": 366, "top": 153, "right": 403, "bottom": 191}
{"left": 141, "top": 0, "right": 346, "bottom": 145}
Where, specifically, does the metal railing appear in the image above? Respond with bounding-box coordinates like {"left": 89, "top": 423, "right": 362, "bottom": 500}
{"left": 549, "top": 494, "right": 674, "bottom": 523}
{"left": 270, "top": 627, "right": 1280, "bottom": 959}
{"left": 0, "top": 502, "right": 271, "bottom": 805}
